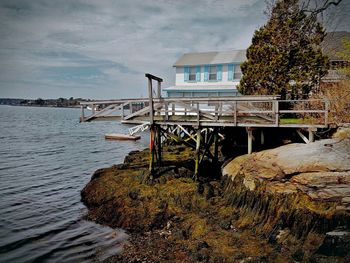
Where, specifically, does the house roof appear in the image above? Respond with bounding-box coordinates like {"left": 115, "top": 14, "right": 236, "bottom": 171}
{"left": 173, "top": 50, "right": 246, "bottom": 67}
{"left": 322, "top": 31, "right": 350, "bottom": 60}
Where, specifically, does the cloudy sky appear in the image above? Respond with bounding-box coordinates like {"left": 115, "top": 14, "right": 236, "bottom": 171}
{"left": 0, "top": 0, "right": 349, "bottom": 99}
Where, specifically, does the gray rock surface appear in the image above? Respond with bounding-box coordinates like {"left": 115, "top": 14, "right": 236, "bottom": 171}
{"left": 223, "top": 134, "right": 350, "bottom": 210}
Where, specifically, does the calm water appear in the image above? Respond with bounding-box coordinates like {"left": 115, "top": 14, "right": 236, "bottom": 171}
{"left": 0, "top": 105, "right": 149, "bottom": 262}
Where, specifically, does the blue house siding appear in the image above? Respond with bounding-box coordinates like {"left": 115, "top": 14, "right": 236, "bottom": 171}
{"left": 217, "top": 65, "right": 222, "bottom": 81}
{"left": 228, "top": 64, "right": 233, "bottom": 81}
{"left": 166, "top": 89, "right": 239, "bottom": 98}
{"left": 196, "top": 66, "right": 201, "bottom": 81}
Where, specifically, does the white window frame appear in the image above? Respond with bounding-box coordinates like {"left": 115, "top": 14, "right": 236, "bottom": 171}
{"left": 209, "top": 65, "right": 217, "bottom": 81}
{"left": 188, "top": 66, "right": 196, "bottom": 81}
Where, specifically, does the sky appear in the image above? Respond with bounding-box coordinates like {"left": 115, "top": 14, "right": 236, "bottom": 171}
{"left": 0, "top": 0, "right": 349, "bottom": 100}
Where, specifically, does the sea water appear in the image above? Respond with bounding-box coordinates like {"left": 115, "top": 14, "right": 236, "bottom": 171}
{"left": 0, "top": 105, "right": 148, "bottom": 262}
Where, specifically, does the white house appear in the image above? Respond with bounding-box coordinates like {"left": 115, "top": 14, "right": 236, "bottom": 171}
{"left": 163, "top": 50, "right": 246, "bottom": 98}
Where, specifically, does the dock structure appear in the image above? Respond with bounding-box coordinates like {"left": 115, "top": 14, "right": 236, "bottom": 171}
{"left": 80, "top": 73, "right": 330, "bottom": 179}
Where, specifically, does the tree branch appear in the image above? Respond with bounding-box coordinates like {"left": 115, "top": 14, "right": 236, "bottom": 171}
{"left": 302, "top": 0, "right": 343, "bottom": 15}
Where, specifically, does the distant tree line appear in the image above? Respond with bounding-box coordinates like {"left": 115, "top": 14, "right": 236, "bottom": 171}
{"left": 0, "top": 97, "right": 90, "bottom": 107}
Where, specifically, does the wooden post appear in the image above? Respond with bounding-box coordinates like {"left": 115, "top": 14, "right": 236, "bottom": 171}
{"left": 157, "top": 81, "right": 161, "bottom": 99}
{"left": 157, "top": 125, "right": 162, "bottom": 167}
{"left": 274, "top": 100, "right": 279, "bottom": 127}
{"left": 92, "top": 104, "right": 95, "bottom": 115}
{"left": 129, "top": 102, "right": 133, "bottom": 114}
{"left": 195, "top": 129, "right": 201, "bottom": 180}
{"left": 234, "top": 101, "right": 237, "bottom": 126}
{"left": 260, "top": 130, "right": 265, "bottom": 145}
{"left": 148, "top": 77, "right": 154, "bottom": 125}
{"left": 215, "top": 104, "right": 218, "bottom": 121}
{"left": 196, "top": 102, "right": 200, "bottom": 126}
{"left": 247, "top": 128, "right": 253, "bottom": 154}
{"left": 165, "top": 102, "right": 169, "bottom": 120}
{"left": 308, "top": 129, "right": 314, "bottom": 143}
{"left": 172, "top": 103, "right": 175, "bottom": 116}
{"left": 325, "top": 99, "right": 329, "bottom": 126}
{"left": 149, "top": 125, "right": 155, "bottom": 179}
{"left": 213, "top": 129, "right": 219, "bottom": 166}
{"left": 81, "top": 105, "right": 85, "bottom": 122}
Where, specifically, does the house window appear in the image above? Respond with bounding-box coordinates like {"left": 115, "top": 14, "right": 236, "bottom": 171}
{"left": 209, "top": 65, "right": 217, "bottom": 80}
{"left": 189, "top": 66, "right": 196, "bottom": 81}
{"left": 234, "top": 65, "right": 242, "bottom": 79}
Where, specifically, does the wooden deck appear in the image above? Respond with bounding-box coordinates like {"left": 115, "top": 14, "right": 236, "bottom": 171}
{"left": 80, "top": 73, "right": 331, "bottom": 177}
{"left": 80, "top": 96, "right": 329, "bottom": 129}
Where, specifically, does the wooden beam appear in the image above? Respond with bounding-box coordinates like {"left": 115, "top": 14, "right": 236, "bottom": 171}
{"left": 296, "top": 130, "right": 309, "bottom": 144}
{"left": 145, "top": 73, "right": 163, "bottom": 82}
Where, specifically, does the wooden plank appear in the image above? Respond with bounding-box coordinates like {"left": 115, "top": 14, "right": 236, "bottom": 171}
{"left": 123, "top": 103, "right": 162, "bottom": 120}
{"left": 80, "top": 98, "right": 149, "bottom": 105}
{"left": 279, "top": 110, "right": 326, "bottom": 113}
{"left": 80, "top": 96, "right": 280, "bottom": 106}
{"left": 83, "top": 103, "right": 121, "bottom": 122}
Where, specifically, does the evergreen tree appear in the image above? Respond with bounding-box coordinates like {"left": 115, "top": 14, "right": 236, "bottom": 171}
{"left": 238, "top": 0, "right": 329, "bottom": 99}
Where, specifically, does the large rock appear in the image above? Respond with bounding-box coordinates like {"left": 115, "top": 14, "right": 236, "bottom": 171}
{"left": 221, "top": 133, "right": 350, "bottom": 260}
{"left": 223, "top": 137, "right": 350, "bottom": 210}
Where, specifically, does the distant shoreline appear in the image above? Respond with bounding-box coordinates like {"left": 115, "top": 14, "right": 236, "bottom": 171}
{"left": 0, "top": 104, "right": 81, "bottom": 109}
{"left": 0, "top": 97, "right": 88, "bottom": 109}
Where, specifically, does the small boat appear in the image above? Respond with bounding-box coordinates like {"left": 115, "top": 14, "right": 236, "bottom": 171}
{"left": 105, "top": 133, "right": 141, "bottom": 141}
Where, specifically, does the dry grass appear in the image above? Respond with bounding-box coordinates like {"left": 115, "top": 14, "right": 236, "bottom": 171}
{"left": 322, "top": 80, "right": 350, "bottom": 125}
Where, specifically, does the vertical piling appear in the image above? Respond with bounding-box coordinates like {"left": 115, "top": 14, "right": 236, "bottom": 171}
{"left": 157, "top": 125, "right": 162, "bottom": 167}
{"left": 149, "top": 125, "right": 155, "bottom": 179}
{"left": 260, "top": 130, "right": 265, "bottom": 145}
{"left": 195, "top": 129, "right": 201, "bottom": 180}
{"left": 213, "top": 129, "right": 219, "bottom": 167}
{"left": 247, "top": 128, "right": 253, "bottom": 154}
{"left": 308, "top": 129, "right": 314, "bottom": 143}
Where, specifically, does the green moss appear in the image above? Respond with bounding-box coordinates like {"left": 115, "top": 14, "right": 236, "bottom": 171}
{"left": 81, "top": 145, "right": 349, "bottom": 262}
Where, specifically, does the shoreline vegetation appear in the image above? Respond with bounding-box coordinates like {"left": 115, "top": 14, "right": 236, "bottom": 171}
{"left": 81, "top": 128, "right": 350, "bottom": 262}
{"left": 0, "top": 97, "right": 89, "bottom": 108}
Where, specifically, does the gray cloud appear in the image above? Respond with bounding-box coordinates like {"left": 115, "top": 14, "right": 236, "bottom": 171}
{"left": 0, "top": 0, "right": 348, "bottom": 99}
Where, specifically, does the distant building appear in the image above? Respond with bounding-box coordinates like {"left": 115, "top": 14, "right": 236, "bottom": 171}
{"left": 164, "top": 31, "right": 349, "bottom": 98}
{"left": 321, "top": 31, "right": 350, "bottom": 82}
{"left": 163, "top": 50, "right": 245, "bottom": 98}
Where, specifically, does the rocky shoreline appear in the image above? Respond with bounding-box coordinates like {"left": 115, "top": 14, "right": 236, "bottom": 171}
{"left": 81, "top": 129, "right": 350, "bottom": 262}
